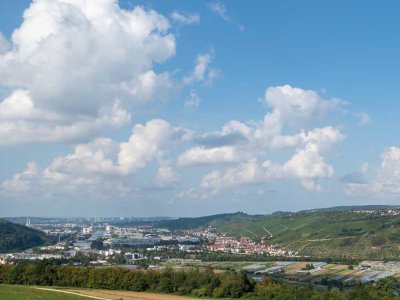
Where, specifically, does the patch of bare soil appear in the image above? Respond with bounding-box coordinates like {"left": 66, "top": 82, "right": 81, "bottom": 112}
{"left": 68, "top": 289, "right": 200, "bottom": 300}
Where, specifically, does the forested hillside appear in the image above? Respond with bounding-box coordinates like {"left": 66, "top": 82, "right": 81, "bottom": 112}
{"left": 0, "top": 219, "right": 47, "bottom": 252}
{"left": 158, "top": 212, "right": 265, "bottom": 230}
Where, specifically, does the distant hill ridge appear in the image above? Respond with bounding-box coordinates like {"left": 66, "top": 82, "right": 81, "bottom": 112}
{"left": 158, "top": 205, "right": 399, "bottom": 230}
{"left": 157, "top": 212, "right": 263, "bottom": 230}
{"left": 0, "top": 219, "right": 48, "bottom": 253}
{"left": 298, "top": 204, "right": 399, "bottom": 214}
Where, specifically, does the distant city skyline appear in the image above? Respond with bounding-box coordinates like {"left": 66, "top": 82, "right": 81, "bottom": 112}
{"left": 0, "top": 0, "right": 399, "bottom": 217}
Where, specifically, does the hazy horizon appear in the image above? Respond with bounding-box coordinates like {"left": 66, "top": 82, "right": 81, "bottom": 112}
{"left": 2, "top": 204, "right": 399, "bottom": 219}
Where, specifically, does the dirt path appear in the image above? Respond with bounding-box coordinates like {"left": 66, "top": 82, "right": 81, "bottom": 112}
{"left": 306, "top": 236, "right": 357, "bottom": 242}
{"left": 68, "top": 289, "right": 200, "bottom": 300}
{"left": 34, "top": 287, "right": 112, "bottom": 299}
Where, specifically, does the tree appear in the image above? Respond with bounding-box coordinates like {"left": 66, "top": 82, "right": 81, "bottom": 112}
{"left": 159, "top": 277, "right": 174, "bottom": 293}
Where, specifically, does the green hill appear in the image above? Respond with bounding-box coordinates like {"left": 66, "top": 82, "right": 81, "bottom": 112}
{"left": 0, "top": 219, "right": 47, "bottom": 253}
{"left": 158, "top": 212, "right": 264, "bottom": 230}
{"left": 159, "top": 207, "right": 400, "bottom": 260}
{"left": 215, "top": 211, "right": 400, "bottom": 260}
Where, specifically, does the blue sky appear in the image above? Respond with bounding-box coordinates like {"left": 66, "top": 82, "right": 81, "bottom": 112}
{"left": 0, "top": 0, "right": 399, "bottom": 217}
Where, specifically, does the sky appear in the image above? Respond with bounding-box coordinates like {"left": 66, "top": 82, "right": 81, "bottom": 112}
{"left": 0, "top": 0, "right": 399, "bottom": 217}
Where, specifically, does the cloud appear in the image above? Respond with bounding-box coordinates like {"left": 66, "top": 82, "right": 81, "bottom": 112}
{"left": 177, "top": 119, "right": 255, "bottom": 167}
{"left": 270, "top": 126, "right": 344, "bottom": 152}
{"left": 195, "top": 120, "right": 251, "bottom": 147}
{"left": 176, "top": 188, "right": 210, "bottom": 201}
{"left": 170, "top": 11, "right": 200, "bottom": 24}
{"left": 183, "top": 51, "right": 221, "bottom": 85}
{"left": 268, "top": 130, "right": 342, "bottom": 190}
{"left": 344, "top": 147, "right": 400, "bottom": 196}
{"left": 46, "top": 138, "right": 120, "bottom": 176}
{"left": 2, "top": 161, "right": 40, "bottom": 195}
{"left": 0, "top": 32, "right": 9, "bottom": 54}
{"left": 264, "top": 129, "right": 341, "bottom": 191}
{"left": 178, "top": 146, "right": 240, "bottom": 166}
{"left": 281, "top": 145, "right": 333, "bottom": 179}
{"left": 2, "top": 84, "right": 347, "bottom": 204}
{"left": 118, "top": 119, "right": 191, "bottom": 174}
{"left": 262, "top": 85, "right": 346, "bottom": 133}
{"left": 182, "top": 86, "right": 344, "bottom": 167}
{"left": 201, "top": 159, "right": 264, "bottom": 189}
{"left": 0, "top": 0, "right": 178, "bottom": 144}
{"left": 0, "top": 90, "right": 54, "bottom": 121}
{"left": 375, "top": 147, "right": 400, "bottom": 194}
{"left": 207, "top": 2, "right": 229, "bottom": 21}
{"left": 156, "top": 160, "right": 180, "bottom": 187}
{"left": 195, "top": 132, "right": 247, "bottom": 147}
{"left": 2, "top": 157, "right": 132, "bottom": 203}
{"left": 357, "top": 111, "right": 371, "bottom": 126}
{"left": 2, "top": 119, "right": 189, "bottom": 197}
{"left": 273, "top": 144, "right": 334, "bottom": 188}
{"left": 184, "top": 90, "right": 201, "bottom": 108}
{"left": 300, "top": 179, "right": 324, "bottom": 192}
{"left": 207, "top": 2, "right": 244, "bottom": 32}
{"left": 193, "top": 85, "right": 345, "bottom": 191}
{"left": 201, "top": 134, "right": 339, "bottom": 191}
{"left": 0, "top": 90, "right": 131, "bottom": 144}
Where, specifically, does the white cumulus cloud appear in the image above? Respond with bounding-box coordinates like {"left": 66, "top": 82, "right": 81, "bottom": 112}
{"left": 344, "top": 147, "right": 400, "bottom": 196}
{"left": 156, "top": 160, "right": 180, "bottom": 187}
{"left": 0, "top": 0, "right": 178, "bottom": 144}
{"left": 119, "top": 119, "right": 191, "bottom": 174}
{"left": 261, "top": 85, "right": 345, "bottom": 133}
{"left": 0, "top": 90, "right": 130, "bottom": 144}
{"left": 0, "top": 32, "right": 10, "bottom": 54}
{"left": 2, "top": 119, "right": 189, "bottom": 197}
{"left": 194, "top": 85, "right": 345, "bottom": 191}
{"left": 178, "top": 146, "right": 240, "bottom": 166}
{"left": 201, "top": 160, "right": 264, "bottom": 189}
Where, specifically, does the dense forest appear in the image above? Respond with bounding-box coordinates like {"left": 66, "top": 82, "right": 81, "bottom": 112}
{"left": 0, "top": 219, "right": 47, "bottom": 252}
{"left": 1, "top": 261, "right": 400, "bottom": 299}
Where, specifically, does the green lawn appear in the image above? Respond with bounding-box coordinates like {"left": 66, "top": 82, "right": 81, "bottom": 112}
{"left": 0, "top": 285, "right": 97, "bottom": 300}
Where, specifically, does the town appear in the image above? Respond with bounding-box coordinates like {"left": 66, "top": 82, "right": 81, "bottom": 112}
{"left": 1, "top": 215, "right": 399, "bottom": 290}
{"left": 0, "top": 216, "right": 294, "bottom": 267}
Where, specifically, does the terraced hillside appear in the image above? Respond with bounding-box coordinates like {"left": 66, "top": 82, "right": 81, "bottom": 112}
{"left": 216, "top": 211, "right": 400, "bottom": 260}
{"left": 160, "top": 208, "right": 400, "bottom": 260}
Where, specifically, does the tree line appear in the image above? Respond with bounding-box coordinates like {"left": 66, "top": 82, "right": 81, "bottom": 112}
{"left": 0, "top": 261, "right": 400, "bottom": 299}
